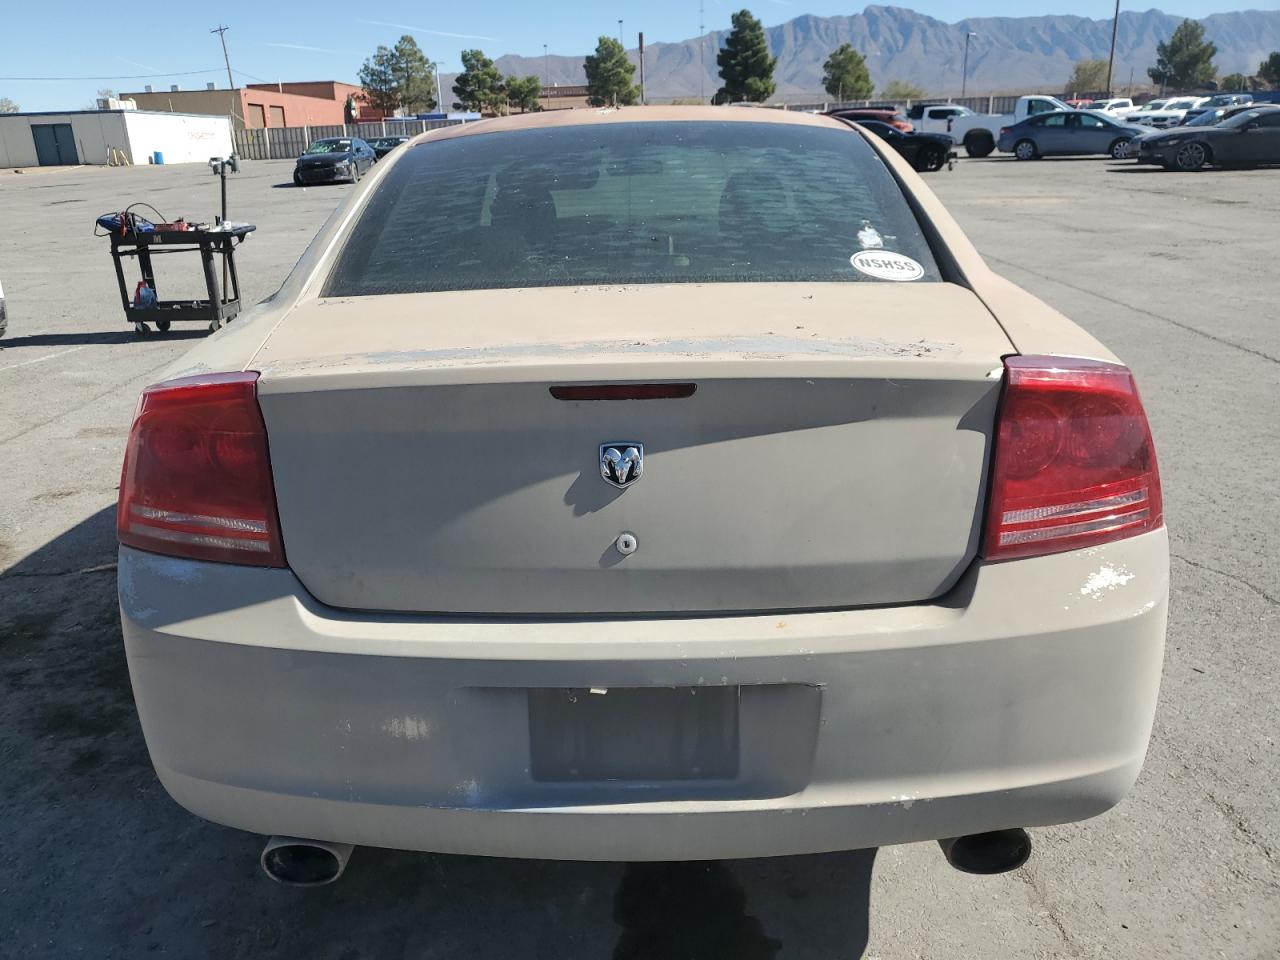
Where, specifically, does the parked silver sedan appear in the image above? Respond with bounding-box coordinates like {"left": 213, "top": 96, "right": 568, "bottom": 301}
{"left": 998, "top": 109, "right": 1149, "bottom": 159}
{"left": 117, "top": 107, "right": 1168, "bottom": 885}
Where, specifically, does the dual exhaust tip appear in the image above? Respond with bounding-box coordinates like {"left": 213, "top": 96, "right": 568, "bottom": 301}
{"left": 258, "top": 828, "right": 1030, "bottom": 886}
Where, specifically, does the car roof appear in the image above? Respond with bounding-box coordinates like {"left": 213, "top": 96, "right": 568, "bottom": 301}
{"left": 410, "top": 105, "right": 855, "bottom": 147}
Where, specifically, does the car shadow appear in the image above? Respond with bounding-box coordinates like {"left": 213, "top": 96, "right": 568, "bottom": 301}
{"left": 1, "top": 506, "right": 877, "bottom": 959}
{"left": 0, "top": 330, "right": 208, "bottom": 348}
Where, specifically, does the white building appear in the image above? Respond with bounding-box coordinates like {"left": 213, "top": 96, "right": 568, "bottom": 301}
{"left": 0, "top": 109, "right": 234, "bottom": 168}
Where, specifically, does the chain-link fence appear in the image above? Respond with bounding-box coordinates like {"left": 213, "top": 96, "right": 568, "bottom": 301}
{"left": 233, "top": 119, "right": 462, "bottom": 161}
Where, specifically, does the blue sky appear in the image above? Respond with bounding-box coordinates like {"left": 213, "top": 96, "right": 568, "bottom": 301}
{"left": 2, "top": 1, "right": 1274, "bottom": 110}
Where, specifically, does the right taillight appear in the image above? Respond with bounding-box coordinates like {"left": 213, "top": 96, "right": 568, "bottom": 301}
{"left": 983, "top": 355, "right": 1162, "bottom": 562}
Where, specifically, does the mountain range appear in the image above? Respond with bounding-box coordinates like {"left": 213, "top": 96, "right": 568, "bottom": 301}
{"left": 446, "top": 5, "right": 1280, "bottom": 101}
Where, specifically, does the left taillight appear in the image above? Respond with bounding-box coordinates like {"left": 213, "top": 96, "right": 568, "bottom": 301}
{"left": 117, "top": 371, "right": 285, "bottom": 567}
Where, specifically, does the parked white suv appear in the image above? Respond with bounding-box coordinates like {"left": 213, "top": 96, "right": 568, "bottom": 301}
{"left": 1085, "top": 98, "right": 1135, "bottom": 116}
{"left": 1133, "top": 97, "right": 1207, "bottom": 128}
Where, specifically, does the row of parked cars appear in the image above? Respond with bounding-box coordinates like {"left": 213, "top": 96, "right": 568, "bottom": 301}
{"left": 1079, "top": 93, "right": 1260, "bottom": 128}
{"left": 829, "top": 93, "right": 1280, "bottom": 172}
{"left": 996, "top": 99, "right": 1280, "bottom": 170}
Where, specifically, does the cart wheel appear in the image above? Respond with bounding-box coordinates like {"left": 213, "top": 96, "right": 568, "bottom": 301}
{"left": 157, "top": 320, "right": 172, "bottom": 333}
{"left": 134, "top": 321, "right": 151, "bottom": 338}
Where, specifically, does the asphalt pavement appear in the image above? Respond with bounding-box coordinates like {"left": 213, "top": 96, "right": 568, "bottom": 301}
{"left": 0, "top": 154, "right": 1276, "bottom": 959}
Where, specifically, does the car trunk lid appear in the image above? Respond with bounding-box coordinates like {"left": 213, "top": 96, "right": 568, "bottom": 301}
{"left": 252, "top": 282, "right": 1011, "bottom": 614}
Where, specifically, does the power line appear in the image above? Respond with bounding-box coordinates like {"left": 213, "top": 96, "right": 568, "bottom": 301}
{"left": 233, "top": 67, "right": 272, "bottom": 85}
{"left": 0, "top": 69, "right": 224, "bottom": 81}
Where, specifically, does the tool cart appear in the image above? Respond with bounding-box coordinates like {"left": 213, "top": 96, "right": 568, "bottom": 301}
{"left": 108, "top": 222, "right": 255, "bottom": 336}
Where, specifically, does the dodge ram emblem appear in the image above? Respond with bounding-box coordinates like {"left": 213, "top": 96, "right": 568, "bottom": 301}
{"left": 600, "top": 443, "right": 643, "bottom": 488}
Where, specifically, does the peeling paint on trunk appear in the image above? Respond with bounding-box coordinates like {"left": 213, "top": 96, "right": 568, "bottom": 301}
{"left": 1080, "top": 565, "right": 1135, "bottom": 598}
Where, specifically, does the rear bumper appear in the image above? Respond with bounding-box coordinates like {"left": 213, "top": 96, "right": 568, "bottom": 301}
{"left": 119, "top": 530, "right": 1168, "bottom": 861}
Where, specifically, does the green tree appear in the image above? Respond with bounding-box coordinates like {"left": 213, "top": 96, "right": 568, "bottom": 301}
{"left": 390, "top": 36, "right": 437, "bottom": 114}
{"left": 1065, "top": 59, "right": 1109, "bottom": 94}
{"left": 0, "top": 97, "right": 19, "bottom": 114}
{"left": 1148, "top": 19, "right": 1217, "bottom": 90}
{"left": 715, "top": 10, "right": 776, "bottom": 104}
{"left": 453, "top": 49, "right": 506, "bottom": 113}
{"left": 822, "top": 44, "right": 873, "bottom": 101}
{"left": 879, "top": 79, "right": 925, "bottom": 101}
{"left": 584, "top": 37, "right": 639, "bottom": 106}
{"left": 505, "top": 74, "right": 542, "bottom": 112}
{"left": 359, "top": 45, "right": 402, "bottom": 114}
{"left": 1219, "top": 72, "right": 1248, "bottom": 92}
{"left": 1259, "top": 51, "right": 1280, "bottom": 88}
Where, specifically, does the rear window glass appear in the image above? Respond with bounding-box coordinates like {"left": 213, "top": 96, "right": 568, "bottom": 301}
{"left": 323, "top": 120, "right": 941, "bottom": 296}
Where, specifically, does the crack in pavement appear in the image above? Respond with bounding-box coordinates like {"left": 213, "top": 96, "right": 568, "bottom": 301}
{"left": 1014, "top": 864, "right": 1081, "bottom": 956}
{"left": 1199, "top": 788, "right": 1280, "bottom": 871}
{"left": 0, "top": 563, "right": 117, "bottom": 582}
{"left": 985, "top": 254, "right": 1280, "bottom": 366}
{"left": 1171, "top": 553, "right": 1279, "bottom": 607}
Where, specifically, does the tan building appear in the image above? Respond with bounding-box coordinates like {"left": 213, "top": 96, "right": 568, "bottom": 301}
{"left": 537, "top": 84, "right": 592, "bottom": 111}
{"left": 121, "top": 81, "right": 385, "bottom": 130}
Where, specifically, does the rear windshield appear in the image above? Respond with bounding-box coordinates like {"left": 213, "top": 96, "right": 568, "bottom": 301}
{"left": 323, "top": 120, "right": 941, "bottom": 296}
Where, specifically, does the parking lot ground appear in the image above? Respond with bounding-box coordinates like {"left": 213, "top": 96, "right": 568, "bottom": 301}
{"left": 1, "top": 156, "right": 1277, "bottom": 959}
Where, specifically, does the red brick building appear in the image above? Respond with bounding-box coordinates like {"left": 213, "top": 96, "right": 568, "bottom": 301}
{"left": 122, "top": 81, "right": 390, "bottom": 130}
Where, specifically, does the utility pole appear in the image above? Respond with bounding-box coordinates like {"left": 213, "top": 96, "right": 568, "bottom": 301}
{"left": 543, "top": 43, "right": 549, "bottom": 89}
{"left": 1105, "top": 0, "right": 1121, "bottom": 96}
{"left": 211, "top": 25, "right": 234, "bottom": 90}
{"left": 699, "top": 0, "right": 706, "bottom": 103}
{"left": 961, "top": 31, "right": 977, "bottom": 99}
{"left": 618, "top": 20, "right": 624, "bottom": 44}
{"left": 639, "top": 33, "right": 646, "bottom": 104}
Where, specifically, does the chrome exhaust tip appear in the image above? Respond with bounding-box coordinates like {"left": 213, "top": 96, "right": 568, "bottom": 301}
{"left": 938, "top": 828, "right": 1031, "bottom": 875}
{"left": 260, "top": 837, "right": 354, "bottom": 887}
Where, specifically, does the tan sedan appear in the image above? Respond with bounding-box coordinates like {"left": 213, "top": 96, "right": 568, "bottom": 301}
{"left": 117, "top": 107, "right": 1167, "bottom": 885}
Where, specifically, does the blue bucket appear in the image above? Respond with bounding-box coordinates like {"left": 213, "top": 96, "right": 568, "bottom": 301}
{"left": 152, "top": 151, "right": 164, "bottom": 165}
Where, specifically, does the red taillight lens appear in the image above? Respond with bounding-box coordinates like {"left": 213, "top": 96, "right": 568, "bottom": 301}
{"left": 983, "top": 356, "right": 1162, "bottom": 562}
{"left": 117, "top": 372, "right": 284, "bottom": 567}
{"left": 999, "top": 126, "right": 1010, "bottom": 136}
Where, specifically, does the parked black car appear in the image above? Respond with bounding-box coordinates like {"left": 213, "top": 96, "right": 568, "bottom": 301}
{"left": 1138, "top": 105, "right": 1280, "bottom": 170}
{"left": 294, "top": 137, "right": 377, "bottom": 186}
{"left": 367, "top": 136, "right": 410, "bottom": 159}
{"left": 855, "top": 120, "right": 956, "bottom": 172}
{"left": 825, "top": 108, "right": 914, "bottom": 132}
